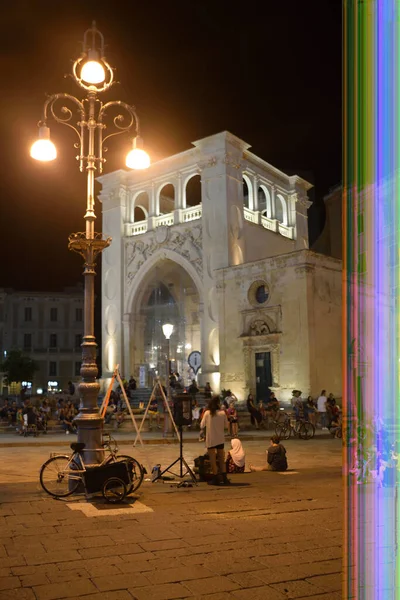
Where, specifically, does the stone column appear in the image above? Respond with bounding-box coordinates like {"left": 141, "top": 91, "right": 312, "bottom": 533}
{"left": 193, "top": 131, "right": 251, "bottom": 393}
{"left": 294, "top": 194, "right": 311, "bottom": 250}
{"left": 174, "top": 172, "right": 183, "bottom": 224}
{"left": 148, "top": 182, "right": 157, "bottom": 231}
{"left": 98, "top": 179, "right": 125, "bottom": 380}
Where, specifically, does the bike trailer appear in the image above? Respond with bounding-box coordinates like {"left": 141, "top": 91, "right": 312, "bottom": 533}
{"left": 83, "top": 461, "right": 132, "bottom": 494}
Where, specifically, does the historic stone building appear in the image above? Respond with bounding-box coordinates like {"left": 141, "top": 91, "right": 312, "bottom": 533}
{"left": 0, "top": 287, "right": 84, "bottom": 395}
{"left": 99, "top": 131, "right": 341, "bottom": 403}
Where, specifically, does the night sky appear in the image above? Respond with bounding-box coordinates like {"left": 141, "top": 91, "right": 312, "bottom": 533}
{"left": 0, "top": 0, "right": 341, "bottom": 292}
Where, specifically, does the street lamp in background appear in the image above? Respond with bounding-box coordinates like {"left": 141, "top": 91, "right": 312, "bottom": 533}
{"left": 30, "top": 22, "right": 150, "bottom": 465}
{"left": 162, "top": 323, "right": 174, "bottom": 437}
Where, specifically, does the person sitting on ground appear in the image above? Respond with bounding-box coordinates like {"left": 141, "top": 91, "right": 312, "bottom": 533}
{"left": 328, "top": 414, "right": 342, "bottom": 438}
{"left": 104, "top": 401, "right": 116, "bottom": 425}
{"left": 250, "top": 435, "right": 288, "bottom": 472}
{"left": 200, "top": 396, "right": 230, "bottom": 486}
{"left": 115, "top": 407, "right": 126, "bottom": 428}
{"left": 226, "top": 438, "right": 246, "bottom": 473}
{"left": 59, "top": 407, "right": 75, "bottom": 435}
{"left": 0, "top": 399, "right": 10, "bottom": 421}
{"left": 148, "top": 396, "right": 161, "bottom": 430}
{"left": 227, "top": 400, "right": 239, "bottom": 437}
{"left": 7, "top": 401, "right": 18, "bottom": 427}
{"left": 266, "top": 392, "right": 280, "bottom": 422}
{"left": 16, "top": 407, "right": 24, "bottom": 434}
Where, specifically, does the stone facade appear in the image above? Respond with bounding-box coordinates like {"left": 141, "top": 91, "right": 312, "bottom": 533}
{"left": 99, "top": 131, "right": 342, "bottom": 402}
{"left": 0, "top": 287, "right": 84, "bottom": 394}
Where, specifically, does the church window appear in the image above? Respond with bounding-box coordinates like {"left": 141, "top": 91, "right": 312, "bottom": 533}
{"left": 255, "top": 285, "right": 269, "bottom": 304}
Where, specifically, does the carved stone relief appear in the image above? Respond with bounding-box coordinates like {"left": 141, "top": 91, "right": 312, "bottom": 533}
{"left": 249, "top": 319, "right": 270, "bottom": 336}
{"left": 220, "top": 372, "right": 245, "bottom": 383}
{"left": 125, "top": 225, "right": 203, "bottom": 288}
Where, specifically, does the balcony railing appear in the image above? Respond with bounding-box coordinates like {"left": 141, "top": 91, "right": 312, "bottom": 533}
{"left": 126, "top": 204, "right": 203, "bottom": 237}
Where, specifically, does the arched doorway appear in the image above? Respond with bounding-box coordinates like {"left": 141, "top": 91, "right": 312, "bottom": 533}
{"left": 129, "top": 259, "right": 201, "bottom": 386}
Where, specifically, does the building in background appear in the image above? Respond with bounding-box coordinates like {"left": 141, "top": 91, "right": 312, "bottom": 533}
{"left": 0, "top": 286, "right": 84, "bottom": 395}
{"left": 99, "top": 131, "right": 342, "bottom": 403}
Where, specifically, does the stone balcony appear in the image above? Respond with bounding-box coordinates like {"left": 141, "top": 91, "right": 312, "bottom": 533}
{"left": 124, "top": 204, "right": 294, "bottom": 240}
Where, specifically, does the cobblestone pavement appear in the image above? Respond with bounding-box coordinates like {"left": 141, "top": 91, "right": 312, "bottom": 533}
{"left": 0, "top": 438, "right": 342, "bottom": 599}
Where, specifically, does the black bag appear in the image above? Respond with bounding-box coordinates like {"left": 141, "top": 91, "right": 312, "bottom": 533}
{"left": 194, "top": 453, "right": 213, "bottom": 482}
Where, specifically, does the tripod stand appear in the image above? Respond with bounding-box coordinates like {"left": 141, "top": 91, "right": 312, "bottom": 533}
{"left": 154, "top": 422, "right": 198, "bottom": 485}
{"left": 153, "top": 394, "right": 197, "bottom": 485}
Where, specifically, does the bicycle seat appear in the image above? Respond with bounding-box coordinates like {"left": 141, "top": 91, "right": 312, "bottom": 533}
{"left": 70, "top": 442, "right": 86, "bottom": 453}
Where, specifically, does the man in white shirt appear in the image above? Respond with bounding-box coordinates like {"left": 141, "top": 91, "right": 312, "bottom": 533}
{"left": 317, "top": 390, "right": 328, "bottom": 429}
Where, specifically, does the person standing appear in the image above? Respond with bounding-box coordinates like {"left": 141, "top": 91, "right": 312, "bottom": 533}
{"left": 317, "top": 390, "right": 328, "bottom": 429}
{"left": 200, "top": 396, "right": 230, "bottom": 485}
{"left": 247, "top": 393, "right": 262, "bottom": 430}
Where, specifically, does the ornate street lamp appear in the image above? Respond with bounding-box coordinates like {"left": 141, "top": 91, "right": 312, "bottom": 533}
{"left": 30, "top": 22, "right": 150, "bottom": 464}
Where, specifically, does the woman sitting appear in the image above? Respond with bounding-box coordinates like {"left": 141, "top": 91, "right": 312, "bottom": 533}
{"left": 250, "top": 435, "right": 288, "bottom": 472}
{"left": 226, "top": 439, "right": 246, "bottom": 473}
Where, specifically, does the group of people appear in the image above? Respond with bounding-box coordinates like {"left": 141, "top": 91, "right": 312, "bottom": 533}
{"left": 0, "top": 398, "right": 51, "bottom": 435}
{"left": 246, "top": 392, "right": 280, "bottom": 429}
{"left": 198, "top": 395, "right": 288, "bottom": 485}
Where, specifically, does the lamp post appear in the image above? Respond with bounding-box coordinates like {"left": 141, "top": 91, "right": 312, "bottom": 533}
{"left": 162, "top": 323, "right": 174, "bottom": 437}
{"left": 30, "top": 23, "right": 150, "bottom": 465}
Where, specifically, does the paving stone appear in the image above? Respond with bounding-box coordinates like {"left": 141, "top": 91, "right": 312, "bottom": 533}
{"left": 0, "top": 589, "right": 36, "bottom": 599}
{"left": 231, "top": 586, "right": 287, "bottom": 600}
{"left": 78, "top": 543, "right": 143, "bottom": 559}
{"left": 190, "top": 594, "right": 236, "bottom": 600}
{"left": 84, "top": 564, "right": 123, "bottom": 578}
{"left": 204, "top": 557, "right": 266, "bottom": 576}
{"left": 227, "top": 572, "right": 266, "bottom": 588}
{"left": 305, "top": 573, "right": 342, "bottom": 592}
{"left": 134, "top": 527, "right": 181, "bottom": 541}
{"left": 33, "top": 578, "right": 98, "bottom": 600}
{"left": 139, "top": 539, "right": 189, "bottom": 552}
{"left": 151, "top": 565, "right": 215, "bottom": 585}
{"left": 128, "top": 583, "right": 193, "bottom": 600}
{"left": 74, "top": 535, "right": 116, "bottom": 548}
{"left": 46, "top": 569, "right": 90, "bottom": 584}
{"left": 182, "top": 576, "right": 239, "bottom": 595}
{"left": 91, "top": 572, "right": 150, "bottom": 591}
{"left": 19, "top": 572, "right": 50, "bottom": 586}
{"left": 25, "top": 549, "right": 81, "bottom": 565}
{"left": 0, "top": 576, "right": 21, "bottom": 591}
{"left": 67, "top": 592, "right": 133, "bottom": 600}
{"left": 270, "top": 580, "right": 327, "bottom": 598}
{"left": 0, "top": 567, "right": 11, "bottom": 577}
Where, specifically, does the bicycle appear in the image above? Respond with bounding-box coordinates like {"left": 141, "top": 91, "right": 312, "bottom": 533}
{"left": 275, "top": 414, "right": 315, "bottom": 440}
{"left": 39, "top": 434, "right": 144, "bottom": 502}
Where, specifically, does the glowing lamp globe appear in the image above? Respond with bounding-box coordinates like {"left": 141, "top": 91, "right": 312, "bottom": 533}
{"left": 126, "top": 148, "right": 150, "bottom": 170}
{"left": 30, "top": 126, "right": 57, "bottom": 161}
{"left": 81, "top": 60, "right": 105, "bottom": 84}
{"left": 162, "top": 323, "right": 174, "bottom": 340}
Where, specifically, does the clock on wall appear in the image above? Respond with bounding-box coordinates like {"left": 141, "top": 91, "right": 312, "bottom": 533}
{"left": 188, "top": 351, "right": 201, "bottom": 375}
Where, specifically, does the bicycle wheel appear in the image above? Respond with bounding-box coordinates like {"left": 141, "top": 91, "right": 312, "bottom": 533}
{"left": 111, "top": 455, "right": 144, "bottom": 494}
{"left": 102, "top": 477, "right": 127, "bottom": 503}
{"left": 275, "top": 424, "right": 291, "bottom": 440}
{"left": 39, "top": 455, "right": 80, "bottom": 498}
{"left": 299, "top": 422, "right": 315, "bottom": 440}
